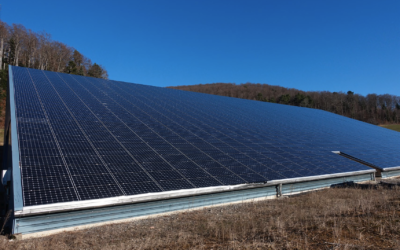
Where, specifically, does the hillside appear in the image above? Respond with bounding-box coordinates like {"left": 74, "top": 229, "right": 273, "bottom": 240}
{"left": 0, "top": 21, "right": 108, "bottom": 79}
{"left": 169, "top": 83, "right": 400, "bottom": 125}
{"left": 380, "top": 124, "right": 400, "bottom": 132}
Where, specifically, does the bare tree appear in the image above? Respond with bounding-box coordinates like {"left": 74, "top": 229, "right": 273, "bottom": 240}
{"left": 0, "top": 21, "right": 8, "bottom": 70}
{"left": 54, "top": 42, "right": 72, "bottom": 72}
{"left": 25, "top": 29, "right": 38, "bottom": 68}
{"left": 0, "top": 21, "right": 108, "bottom": 81}
{"left": 36, "top": 32, "right": 51, "bottom": 70}
{"left": 9, "top": 24, "right": 27, "bottom": 66}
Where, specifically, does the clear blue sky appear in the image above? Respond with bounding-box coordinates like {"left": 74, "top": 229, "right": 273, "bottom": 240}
{"left": 2, "top": 0, "right": 400, "bottom": 96}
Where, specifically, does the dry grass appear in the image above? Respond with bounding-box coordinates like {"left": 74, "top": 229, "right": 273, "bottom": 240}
{"left": 380, "top": 124, "right": 400, "bottom": 133}
{"left": 1, "top": 185, "right": 400, "bottom": 249}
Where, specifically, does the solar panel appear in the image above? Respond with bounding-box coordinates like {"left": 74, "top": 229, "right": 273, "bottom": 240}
{"left": 11, "top": 66, "right": 399, "bottom": 206}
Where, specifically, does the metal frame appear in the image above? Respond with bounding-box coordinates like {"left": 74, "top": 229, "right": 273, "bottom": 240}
{"left": 9, "top": 65, "right": 23, "bottom": 212}
{"left": 14, "top": 172, "right": 374, "bottom": 235}
{"left": 15, "top": 169, "right": 375, "bottom": 217}
{"left": 381, "top": 169, "right": 400, "bottom": 178}
{"left": 333, "top": 151, "right": 400, "bottom": 175}
{"left": 382, "top": 166, "right": 400, "bottom": 171}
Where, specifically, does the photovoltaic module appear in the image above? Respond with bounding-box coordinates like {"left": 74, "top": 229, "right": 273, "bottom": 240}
{"left": 10, "top": 66, "right": 400, "bottom": 207}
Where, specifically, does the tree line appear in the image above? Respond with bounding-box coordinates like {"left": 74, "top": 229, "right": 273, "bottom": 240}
{"left": 169, "top": 83, "right": 400, "bottom": 125}
{"left": 0, "top": 21, "right": 108, "bottom": 79}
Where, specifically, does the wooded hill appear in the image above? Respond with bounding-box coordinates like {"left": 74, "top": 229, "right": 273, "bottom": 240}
{"left": 169, "top": 83, "right": 400, "bottom": 125}
{"left": 0, "top": 21, "right": 108, "bottom": 80}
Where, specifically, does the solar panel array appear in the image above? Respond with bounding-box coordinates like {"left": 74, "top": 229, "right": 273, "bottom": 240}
{"left": 12, "top": 66, "right": 399, "bottom": 206}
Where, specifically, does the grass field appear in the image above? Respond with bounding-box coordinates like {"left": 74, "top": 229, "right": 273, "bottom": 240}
{"left": 380, "top": 124, "right": 400, "bottom": 132}
{"left": 1, "top": 184, "right": 400, "bottom": 249}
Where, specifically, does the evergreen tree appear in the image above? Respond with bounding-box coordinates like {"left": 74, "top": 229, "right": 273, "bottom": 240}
{"left": 88, "top": 63, "right": 107, "bottom": 79}
{"left": 73, "top": 50, "right": 83, "bottom": 67}
{"left": 65, "top": 61, "right": 78, "bottom": 75}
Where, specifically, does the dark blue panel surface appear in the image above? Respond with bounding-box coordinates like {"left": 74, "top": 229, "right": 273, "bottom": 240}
{"left": 11, "top": 66, "right": 394, "bottom": 207}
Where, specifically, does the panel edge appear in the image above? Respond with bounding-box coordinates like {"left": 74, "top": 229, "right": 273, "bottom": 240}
{"left": 9, "top": 65, "right": 23, "bottom": 211}
{"left": 15, "top": 169, "right": 375, "bottom": 217}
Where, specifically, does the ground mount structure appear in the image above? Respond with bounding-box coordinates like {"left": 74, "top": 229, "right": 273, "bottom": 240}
{"left": 2, "top": 66, "right": 400, "bottom": 237}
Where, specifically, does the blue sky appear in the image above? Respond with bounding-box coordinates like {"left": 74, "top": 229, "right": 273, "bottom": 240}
{"left": 2, "top": 0, "right": 399, "bottom": 95}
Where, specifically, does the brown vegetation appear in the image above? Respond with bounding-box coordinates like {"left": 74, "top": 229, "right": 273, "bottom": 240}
{"left": 170, "top": 83, "right": 400, "bottom": 125}
{"left": 2, "top": 185, "right": 400, "bottom": 249}
{"left": 0, "top": 21, "right": 107, "bottom": 78}
{"left": 380, "top": 124, "right": 400, "bottom": 133}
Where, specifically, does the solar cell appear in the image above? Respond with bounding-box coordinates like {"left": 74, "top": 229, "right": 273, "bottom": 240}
{"left": 10, "top": 66, "right": 399, "bottom": 207}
